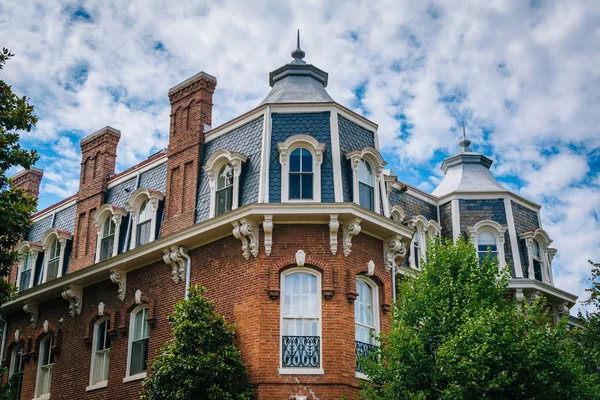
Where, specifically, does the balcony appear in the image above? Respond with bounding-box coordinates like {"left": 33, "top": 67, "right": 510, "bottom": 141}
{"left": 282, "top": 336, "right": 320, "bottom": 368}
{"left": 355, "top": 340, "right": 377, "bottom": 374}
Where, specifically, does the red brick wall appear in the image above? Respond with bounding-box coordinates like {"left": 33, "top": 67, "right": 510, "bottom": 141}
{"left": 10, "top": 169, "right": 43, "bottom": 200}
{"left": 4, "top": 224, "right": 392, "bottom": 400}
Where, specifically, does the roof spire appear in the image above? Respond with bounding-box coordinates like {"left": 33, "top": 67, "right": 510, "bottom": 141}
{"left": 459, "top": 121, "right": 473, "bottom": 153}
{"left": 291, "top": 29, "right": 306, "bottom": 64}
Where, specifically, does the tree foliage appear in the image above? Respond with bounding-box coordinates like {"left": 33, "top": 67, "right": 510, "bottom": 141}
{"left": 0, "top": 48, "right": 39, "bottom": 304}
{"left": 361, "top": 238, "right": 600, "bottom": 400}
{"left": 141, "top": 285, "right": 254, "bottom": 400}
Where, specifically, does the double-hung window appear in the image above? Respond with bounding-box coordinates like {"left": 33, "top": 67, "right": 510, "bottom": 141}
{"left": 136, "top": 200, "right": 152, "bottom": 247}
{"left": 412, "top": 232, "right": 422, "bottom": 269}
{"left": 36, "top": 335, "right": 54, "bottom": 398}
{"left": 90, "top": 318, "right": 111, "bottom": 387}
{"left": 216, "top": 163, "right": 234, "bottom": 216}
{"left": 289, "top": 148, "right": 313, "bottom": 200}
{"left": 127, "top": 306, "right": 149, "bottom": 379}
{"left": 19, "top": 252, "right": 34, "bottom": 292}
{"left": 281, "top": 270, "right": 322, "bottom": 372}
{"left": 10, "top": 344, "right": 24, "bottom": 398}
{"left": 355, "top": 278, "right": 379, "bottom": 375}
{"left": 99, "top": 219, "right": 115, "bottom": 262}
{"left": 46, "top": 239, "right": 61, "bottom": 281}
{"left": 358, "top": 159, "right": 375, "bottom": 211}
{"left": 532, "top": 240, "right": 543, "bottom": 281}
{"left": 477, "top": 231, "right": 498, "bottom": 264}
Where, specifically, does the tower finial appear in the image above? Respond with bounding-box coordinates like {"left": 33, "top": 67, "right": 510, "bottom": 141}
{"left": 291, "top": 29, "right": 306, "bottom": 64}
{"left": 459, "top": 121, "right": 472, "bottom": 152}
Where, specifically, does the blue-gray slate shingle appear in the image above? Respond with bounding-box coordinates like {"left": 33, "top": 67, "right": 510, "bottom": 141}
{"left": 511, "top": 200, "right": 540, "bottom": 278}
{"left": 439, "top": 202, "right": 453, "bottom": 240}
{"left": 106, "top": 177, "right": 137, "bottom": 209}
{"left": 389, "top": 189, "right": 437, "bottom": 222}
{"left": 196, "top": 116, "right": 264, "bottom": 222}
{"left": 140, "top": 161, "right": 167, "bottom": 194}
{"left": 27, "top": 216, "right": 53, "bottom": 243}
{"left": 53, "top": 204, "right": 76, "bottom": 233}
{"left": 269, "top": 112, "right": 333, "bottom": 203}
{"left": 338, "top": 116, "right": 375, "bottom": 203}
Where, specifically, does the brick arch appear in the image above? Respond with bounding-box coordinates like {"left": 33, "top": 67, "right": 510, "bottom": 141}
{"left": 83, "top": 305, "right": 119, "bottom": 345}
{"left": 118, "top": 293, "right": 157, "bottom": 335}
{"left": 346, "top": 263, "right": 392, "bottom": 315}
{"left": 267, "top": 254, "right": 335, "bottom": 300}
{"left": 29, "top": 322, "right": 61, "bottom": 361}
{"left": 2, "top": 337, "right": 25, "bottom": 365}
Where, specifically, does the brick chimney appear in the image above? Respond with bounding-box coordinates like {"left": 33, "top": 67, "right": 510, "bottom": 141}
{"left": 11, "top": 167, "right": 43, "bottom": 201}
{"left": 161, "top": 72, "right": 217, "bottom": 236}
{"left": 70, "top": 126, "right": 120, "bottom": 271}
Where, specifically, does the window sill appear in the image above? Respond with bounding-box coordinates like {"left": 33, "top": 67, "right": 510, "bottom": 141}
{"left": 278, "top": 367, "right": 324, "bottom": 375}
{"left": 86, "top": 381, "right": 108, "bottom": 391}
{"left": 32, "top": 394, "right": 50, "bottom": 400}
{"left": 123, "top": 372, "right": 147, "bottom": 383}
{"left": 355, "top": 371, "right": 370, "bottom": 381}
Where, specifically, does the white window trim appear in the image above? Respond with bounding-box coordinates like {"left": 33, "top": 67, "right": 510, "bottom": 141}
{"left": 15, "top": 241, "right": 42, "bottom": 291}
{"left": 202, "top": 150, "right": 248, "bottom": 218}
{"left": 354, "top": 276, "right": 380, "bottom": 379}
{"left": 126, "top": 188, "right": 164, "bottom": 250}
{"left": 345, "top": 147, "right": 387, "bottom": 214}
{"left": 9, "top": 342, "right": 24, "bottom": 377}
{"left": 404, "top": 216, "right": 441, "bottom": 270}
{"left": 277, "top": 134, "right": 326, "bottom": 203}
{"left": 40, "top": 228, "right": 73, "bottom": 283}
{"left": 519, "top": 229, "right": 554, "bottom": 284}
{"left": 93, "top": 205, "right": 128, "bottom": 263}
{"left": 124, "top": 304, "right": 149, "bottom": 381}
{"left": 390, "top": 205, "right": 407, "bottom": 223}
{"left": 34, "top": 335, "right": 53, "bottom": 400}
{"left": 87, "top": 316, "right": 111, "bottom": 390}
{"left": 467, "top": 220, "right": 508, "bottom": 272}
{"left": 278, "top": 267, "right": 324, "bottom": 375}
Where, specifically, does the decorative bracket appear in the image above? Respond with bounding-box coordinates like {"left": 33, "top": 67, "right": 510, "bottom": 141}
{"left": 342, "top": 218, "right": 362, "bottom": 257}
{"left": 109, "top": 268, "right": 127, "bottom": 301}
{"left": 232, "top": 221, "right": 250, "bottom": 259}
{"left": 329, "top": 214, "right": 339, "bottom": 255}
{"left": 384, "top": 235, "right": 407, "bottom": 271}
{"left": 263, "top": 215, "right": 273, "bottom": 256}
{"left": 233, "top": 218, "right": 259, "bottom": 259}
{"left": 163, "top": 245, "right": 186, "bottom": 283}
{"left": 23, "top": 301, "right": 38, "bottom": 327}
{"left": 555, "top": 302, "right": 570, "bottom": 319}
{"left": 61, "top": 284, "right": 83, "bottom": 316}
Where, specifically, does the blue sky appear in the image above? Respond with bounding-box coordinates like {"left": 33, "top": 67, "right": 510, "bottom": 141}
{"left": 1, "top": 0, "right": 599, "bottom": 311}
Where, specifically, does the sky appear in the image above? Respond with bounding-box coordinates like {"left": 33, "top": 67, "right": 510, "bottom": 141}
{"left": 1, "top": 0, "right": 599, "bottom": 313}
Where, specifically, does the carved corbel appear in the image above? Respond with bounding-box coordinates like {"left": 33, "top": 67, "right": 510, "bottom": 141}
{"left": 109, "top": 268, "right": 126, "bottom": 301}
{"left": 342, "top": 218, "right": 362, "bottom": 257}
{"left": 162, "top": 245, "right": 185, "bottom": 283}
{"left": 555, "top": 302, "right": 570, "bottom": 319}
{"left": 263, "top": 215, "right": 273, "bottom": 256}
{"left": 240, "top": 218, "right": 259, "bottom": 258}
{"left": 61, "top": 284, "right": 83, "bottom": 316}
{"left": 329, "top": 214, "right": 339, "bottom": 255}
{"left": 529, "top": 290, "right": 541, "bottom": 303}
{"left": 232, "top": 221, "right": 250, "bottom": 260}
{"left": 23, "top": 301, "right": 38, "bottom": 326}
{"left": 515, "top": 289, "right": 525, "bottom": 303}
{"left": 384, "top": 235, "right": 407, "bottom": 271}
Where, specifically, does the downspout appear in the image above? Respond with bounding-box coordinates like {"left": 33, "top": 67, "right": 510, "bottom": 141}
{"left": 0, "top": 314, "right": 7, "bottom": 366}
{"left": 178, "top": 247, "right": 191, "bottom": 300}
{"left": 392, "top": 263, "right": 397, "bottom": 304}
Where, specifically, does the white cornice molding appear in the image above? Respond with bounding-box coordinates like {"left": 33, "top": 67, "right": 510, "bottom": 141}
{"left": 508, "top": 279, "right": 577, "bottom": 306}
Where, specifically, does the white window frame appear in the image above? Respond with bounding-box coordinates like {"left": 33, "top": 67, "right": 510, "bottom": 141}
{"left": 124, "top": 304, "right": 150, "bottom": 383}
{"left": 277, "top": 135, "right": 326, "bottom": 203}
{"left": 202, "top": 150, "right": 248, "bottom": 218}
{"left": 34, "top": 335, "right": 54, "bottom": 400}
{"left": 519, "top": 228, "right": 554, "bottom": 284}
{"left": 390, "top": 205, "right": 407, "bottom": 223}
{"left": 467, "top": 220, "right": 508, "bottom": 273}
{"left": 345, "top": 147, "right": 387, "bottom": 214}
{"left": 15, "top": 241, "right": 42, "bottom": 292}
{"left": 355, "top": 276, "right": 380, "bottom": 380}
{"left": 87, "top": 316, "right": 111, "bottom": 391}
{"left": 404, "top": 216, "right": 441, "bottom": 270}
{"left": 93, "top": 205, "right": 127, "bottom": 263}
{"left": 10, "top": 342, "right": 24, "bottom": 377}
{"left": 40, "top": 229, "right": 72, "bottom": 284}
{"left": 279, "top": 267, "right": 324, "bottom": 375}
{"left": 126, "top": 188, "right": 164, "bottom": 250}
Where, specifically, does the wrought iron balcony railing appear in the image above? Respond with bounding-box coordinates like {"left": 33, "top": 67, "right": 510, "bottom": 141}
{"left": 282, "top": 336, "right": 320, "bottom": 368}
{"left": 355, "top": 340, "right": 378, "bottom": 373}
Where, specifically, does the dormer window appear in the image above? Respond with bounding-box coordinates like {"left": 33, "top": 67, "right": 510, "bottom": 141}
{"left": 531, "top": 240, "right": 543, "bottom": 281}
{"left": 202, "top": 150, "right": 248, "bottom": 218}
{"left": 126, "top": 188, "right": 164, "bottom": 250}
{"left": 216, "top": 163, "right": 234, "bottom": 215}
{"left": 100, "top": 218, "right": 116, "bottom": 262}
{"left": 477, "top": 231, "right": 498, "bottom": 264}
{"left": 15, "top": 241, "right": 42, "bottom": 292}
{"left": 41, "top": 229, "right": 72, "bottom": 283}
{"left": 404, "top": 216, "right": 441, "bottom": 270}
{"left": 47, "top": 239, "right": 61, "bottom": 281}
{"left": 93, "top": 205, "right": 127, "bottom": 263}
{"left": 519, "top": 228, "right": 554, "bottom": 284}
{"left": 20, "top": 253, "right": 34, "bottom": 290}
{"left": 346, "top": 147, "right": 387, "bottom": 214}
{"left": 277, "top": 135, "right": 325, "bottom": 203}
{"left": 468, "top": 220, "right": 507, "bottom": 273}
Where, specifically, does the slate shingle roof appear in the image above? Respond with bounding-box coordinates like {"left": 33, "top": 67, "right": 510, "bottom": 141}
{"left": 338, "top": 116, "right": 375, "bottom": 203}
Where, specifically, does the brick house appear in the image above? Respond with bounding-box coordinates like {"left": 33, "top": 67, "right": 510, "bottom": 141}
{"left": 2, "top": 39, "right": 576, "bottom": 400}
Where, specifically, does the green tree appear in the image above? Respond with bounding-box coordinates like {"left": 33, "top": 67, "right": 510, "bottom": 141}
{"left": 361, "top": 238, "right": 599, "bottom": 400}
{"left": 0, "top": 47, "right": 39, "bottom": 304}
{"left": 141, "top": 285, "right": 253, "bottom": 400}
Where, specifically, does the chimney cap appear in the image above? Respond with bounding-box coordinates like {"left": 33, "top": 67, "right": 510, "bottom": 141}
{"left": 168, "top": 71, "right": 217, "bottom": 96}
{"left": 80, "top": 126, "right": 121, "bottom": 146}
{"left": 12, "top": 167, "right": 43, "bottom": 180}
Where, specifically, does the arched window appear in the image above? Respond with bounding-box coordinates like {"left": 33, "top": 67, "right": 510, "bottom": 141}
{"left": 46, "top": 239, "right": 61, "bottom": 281}
{"left": 127, "top": 305, "right": 150, "bottom": 379}
{"left": 477, "top": 231, "right": 498, "bottom": 264}
{"left": 89, "top": 318, "right": 111, "bottom": 388}
{"left": 136, "top": 199, "right": 153, "bottom": 247}
{"left": 412, "top": 230, "right": 422, "bottom": 269}
{"left": 532, "top": 240, "right": 543, "bottom": 281}
{"left": 19, "top": 252, "right": 34, "bottom": 292}
{"left": 280, "top": 269, "right": 322, "bottom": 372}
{"left": 35, "top": 335, "right": 54, "bottom": 398}
{"left": 358, "top": 159, "right": 375, "bottom": 211}
{"left": 289, "top": 148, "right": 314, "bottom": 200}
{"left": 10, "top": 343, "right": 24, "bottom": 398}
{"left": 355, "top": 277, "right": 379, "bottom": 375}
{"left": 99, "top": 218, "right": 116, "bottom": 262}
{"left": 216, "top": 163, "right": 234, "bottom": 216}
